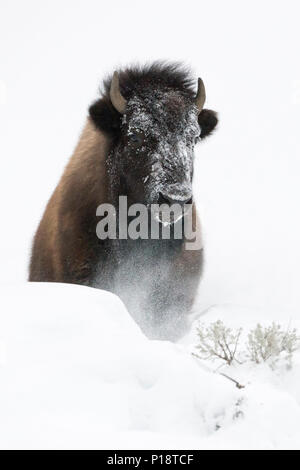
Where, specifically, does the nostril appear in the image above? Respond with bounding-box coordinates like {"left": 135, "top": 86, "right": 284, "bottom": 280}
{"left": 158, "top": 192, "right": 170, "bottom": 205}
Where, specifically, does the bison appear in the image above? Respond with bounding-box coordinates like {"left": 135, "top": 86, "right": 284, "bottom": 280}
{"left": 29, "top": 62, "right": 218, "bottom": 339}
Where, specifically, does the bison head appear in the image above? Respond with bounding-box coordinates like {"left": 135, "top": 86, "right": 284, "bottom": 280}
{"left": 89, "top": 63, "right": 218, "bottom": 221}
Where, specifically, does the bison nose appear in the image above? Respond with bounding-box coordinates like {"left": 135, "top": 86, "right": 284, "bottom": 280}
{"left": 158, "top": 192, "right": 193, "bottom": 206}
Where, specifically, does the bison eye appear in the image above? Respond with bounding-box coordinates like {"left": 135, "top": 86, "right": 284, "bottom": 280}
{"left": 128, "top": 132, "right": 144, "bottom": 147}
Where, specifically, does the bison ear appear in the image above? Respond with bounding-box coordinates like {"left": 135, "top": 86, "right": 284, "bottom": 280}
{"left": 89, "top": 98, "right": 122, "bottom": 137}
{"left": 198, "top": 109, "right": 218, "bottom": 139}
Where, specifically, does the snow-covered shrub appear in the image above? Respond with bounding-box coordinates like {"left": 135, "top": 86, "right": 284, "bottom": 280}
{"left": 194, "top": 319, "right": 300, "bottom": 371}
{"left": 195, "top": 320, "right": 242, "bottom": 365}
{"left": 246, "top": 323, "right": 300, "bottom": 369}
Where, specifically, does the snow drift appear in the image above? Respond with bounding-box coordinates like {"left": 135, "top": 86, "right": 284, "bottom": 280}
{"left": 0, "top": 283, "right": 300, "bottom": 449}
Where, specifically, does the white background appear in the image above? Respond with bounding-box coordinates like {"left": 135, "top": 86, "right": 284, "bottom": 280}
{"left": 1, "top": 0, "right": 300, "bottom": 315}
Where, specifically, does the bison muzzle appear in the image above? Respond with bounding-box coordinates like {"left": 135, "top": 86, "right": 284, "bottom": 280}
{"left": 29, "top": 62, "right": 218, "bottom": 340}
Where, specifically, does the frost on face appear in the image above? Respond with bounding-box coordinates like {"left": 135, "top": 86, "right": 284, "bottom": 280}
{"left": 121, "top": 88, "right": 200, "bottom": 204}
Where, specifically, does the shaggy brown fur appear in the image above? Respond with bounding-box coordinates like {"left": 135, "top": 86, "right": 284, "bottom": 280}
{"left": 29, "top": 120, "right": 111, "bottom": 284}
{"left": 29, "top": 63, "right": 218, "bottom": 339}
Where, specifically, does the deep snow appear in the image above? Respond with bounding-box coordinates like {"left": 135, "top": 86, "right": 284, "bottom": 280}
{"left": 0, "top": 283, "right": 300, "bottom": 449}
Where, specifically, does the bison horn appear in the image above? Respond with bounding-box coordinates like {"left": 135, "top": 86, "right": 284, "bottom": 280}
{"left": 195, "top": 77, "right": 206, "bottom": 113}
{"left": 110, "top": 71, "right": 127, "bottom": 114}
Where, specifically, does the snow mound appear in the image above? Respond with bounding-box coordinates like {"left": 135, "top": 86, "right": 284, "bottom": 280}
{"left": 0, "top": 284, "right": 299, "bottom": 449}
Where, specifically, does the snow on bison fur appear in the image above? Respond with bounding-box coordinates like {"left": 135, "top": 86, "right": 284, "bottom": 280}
{"left": 29, "top": 62, "right": 218, "bottom": 339}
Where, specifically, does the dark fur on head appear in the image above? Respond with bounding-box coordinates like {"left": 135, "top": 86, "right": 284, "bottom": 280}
{"left": 89, "top": 61, "right": 218, "bottom": 139}
{"left": 29, "top": 62, "right": 215, "bottom": 340}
